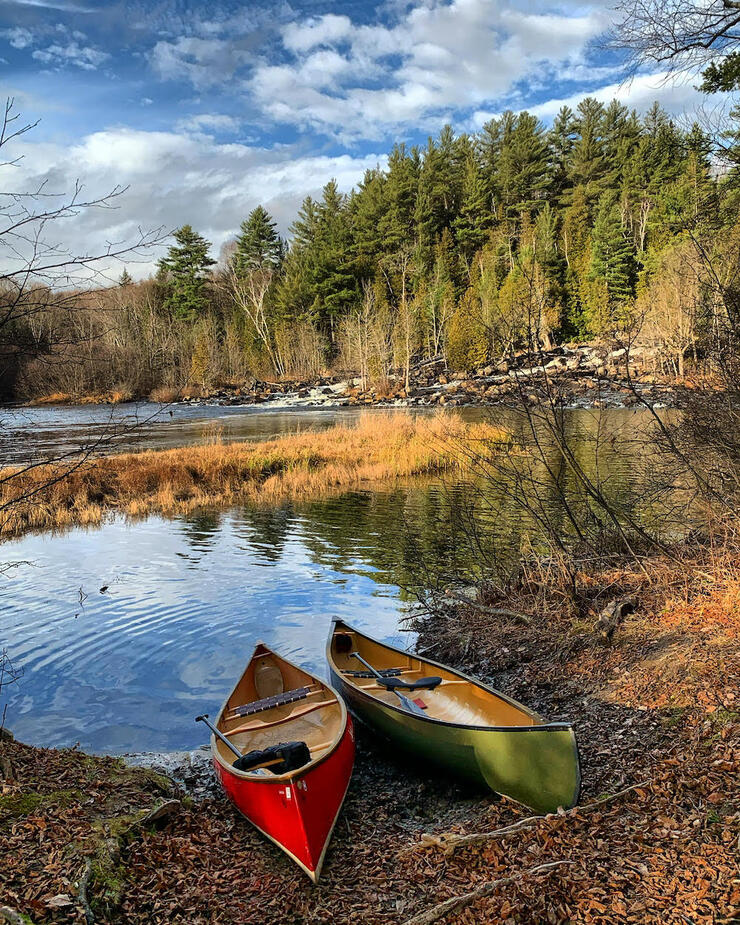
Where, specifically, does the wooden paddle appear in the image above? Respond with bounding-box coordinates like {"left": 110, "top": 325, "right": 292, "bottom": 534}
{"left": 350, "top": 652, "right": 427, "bottom": 717}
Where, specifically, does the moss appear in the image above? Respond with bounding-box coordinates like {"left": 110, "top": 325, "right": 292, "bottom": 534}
{"left": 0, "top": 788, "right": 82, "bottom": 819}
{"left": 107, "top": 762, "right": 174, "bottom": 795}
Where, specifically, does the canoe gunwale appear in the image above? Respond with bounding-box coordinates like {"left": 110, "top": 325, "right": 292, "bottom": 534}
{"left": 327, "top": 618, "right": 574, "bottom": 735}
{"left": 211, "top": 641, "right": 349, "bottom": 783}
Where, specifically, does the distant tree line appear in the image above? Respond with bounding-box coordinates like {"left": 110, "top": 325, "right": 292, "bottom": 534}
{"left": 11, "top": 93, "right": 740, "bottom": 399}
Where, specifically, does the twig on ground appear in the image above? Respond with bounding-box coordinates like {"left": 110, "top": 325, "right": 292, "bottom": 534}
{"left": 78, "top": 858, "right": 95, "bottom": 925}
{"left": 442, "top": 591, "right": 532, "bottom": 624}
{"left": 401, "top": 860, "right": 573, "bottom": 925}
{"left": 403, "top": 780, "right": 650, "bottom": 856}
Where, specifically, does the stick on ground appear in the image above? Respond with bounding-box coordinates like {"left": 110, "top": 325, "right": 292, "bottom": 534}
{"left": 401, "top": 860, "right": 573, "bottom": 925}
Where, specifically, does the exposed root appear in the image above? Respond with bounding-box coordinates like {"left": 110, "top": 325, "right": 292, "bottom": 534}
{"left": 404, "top": 780, "right": 651, "bottom": 855}
{"left": 78, "top": 858, "right": 95, "bottom": 925}
{"left": 400, "top": 860, "right": 573, "bottom": 925}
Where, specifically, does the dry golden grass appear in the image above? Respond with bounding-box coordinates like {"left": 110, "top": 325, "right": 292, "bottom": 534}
{"left": 1, "top": 412, "right": 507, "bottom": 538}
{"left": 29, "top": 388, "right": 134, "bottom": 406}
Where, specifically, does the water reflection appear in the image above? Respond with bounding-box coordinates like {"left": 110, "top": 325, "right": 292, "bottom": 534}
{"left": 0, "top": 406, "right": 681, "bottom": 755}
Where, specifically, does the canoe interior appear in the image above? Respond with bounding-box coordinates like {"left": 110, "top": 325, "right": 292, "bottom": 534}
{"left": 214, "top": 643, "right": 344, "bottom": 780}
{"left": 329, "top": 622, "right": 539, "bottom": 728}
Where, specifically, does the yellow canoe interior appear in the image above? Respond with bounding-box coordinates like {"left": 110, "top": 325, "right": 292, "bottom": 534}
{"left": 214, "top": 643, "right": 345, "bottom": 780}
{"left": 329, "top": 623, "right": 540, "bottom": 728}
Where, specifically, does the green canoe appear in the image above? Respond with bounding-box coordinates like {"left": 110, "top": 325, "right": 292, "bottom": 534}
{"left": 326, "top": 619, "right": 581, "bottom": 813}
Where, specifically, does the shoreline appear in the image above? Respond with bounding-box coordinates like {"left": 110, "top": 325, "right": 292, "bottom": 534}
{"left": 19, "top": 343, "right": 693, "bottom": 413}
{"left": 2, "top": 544, "right": 737, "bottom": 923}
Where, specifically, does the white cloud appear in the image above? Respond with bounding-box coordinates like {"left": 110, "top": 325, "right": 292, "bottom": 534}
{"left": 248, "top": 0, "right": 611, "bottom": 140}
{"left": 32, "top": 40, "right": 109, "bottom": 70}
{"left": 0, "top": 0, "right": 93, "bottom": 10}
{"left": 150, "top": 35, "right": 253, "bottom": 89}
{"left": 175, "top": 113, "right": 242, "bottom": 134}
{"left": 282, "top": 14, "right": 353, "bottom": 53}
{"left": 6, "top": 127, "right": 385, "bottom": 279}
{"left": 2, "top": 26, "right": 34, "bottom": 49}
{"left": 478, "top": 69, "right": 721, "bottom": 126}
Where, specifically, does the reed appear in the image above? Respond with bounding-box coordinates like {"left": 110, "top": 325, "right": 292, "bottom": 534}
{"left": 1, "top": 412, "right": 508, "bottom": 538}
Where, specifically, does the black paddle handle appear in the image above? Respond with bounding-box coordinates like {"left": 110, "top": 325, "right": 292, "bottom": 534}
{"left": 350, "top": 652, "right": 383, "bottom": 680}
{"left": 350, "top": 652, "right": 426, "bottom": 716}
{"left": 195, "top": 713, "right": 243, "bottom": 760}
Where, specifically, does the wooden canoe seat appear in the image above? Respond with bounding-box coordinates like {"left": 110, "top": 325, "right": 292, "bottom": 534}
{"left": 341, "top": 667, "right": 405, "bottom": 679}
{"left": 226, "top": 698, "right": 337, "bottom": 737}
{"left": 227, "top": 686, "right": 312, "bottom": 720}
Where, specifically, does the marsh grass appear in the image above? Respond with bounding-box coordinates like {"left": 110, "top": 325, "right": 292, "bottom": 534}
{"left": 1, "top": 412, "right": 508, "bottom": 538}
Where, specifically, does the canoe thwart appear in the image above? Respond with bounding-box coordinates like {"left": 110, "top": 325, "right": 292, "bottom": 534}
{"left": 225, "top": 698, "right": 337, "bottom": 736}
{"left": 341, "top": 667, "right": 405, "bottom": 679}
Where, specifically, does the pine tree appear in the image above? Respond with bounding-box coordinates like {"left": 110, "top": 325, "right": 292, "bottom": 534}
{"left": 233, "top": 206, "right": 283, "bottom": 274}
{"left": 312, "top": 180, "right": 359, "bottom": 340}
{"left": 571, "top": 98, "right": 606, "bottom": 204}
{"left": 119, "top": 269, "right": 133, "bottom": 287}
{"left": 453, "top": 152, "right": 491, "bottom": 265}
{"left": 157, "top": 225, "right": 215, "bottom": 322}
{"left": 549, "top": 106, "right": 577, "bottom": 201}
{"left": 590, "top": 191, "right": 635, "bottom": 311}
{"left": 496, "top": 111, "right": 551, "bottom": 219}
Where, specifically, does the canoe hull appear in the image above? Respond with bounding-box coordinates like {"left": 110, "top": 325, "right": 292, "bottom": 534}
{"left": 327, "top": 618, "right": 580, "bottom": 815}
{"left": 214, "top": 715, "right": 355, "bottom": 881}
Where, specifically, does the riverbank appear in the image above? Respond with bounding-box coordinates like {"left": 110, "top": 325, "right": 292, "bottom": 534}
{"left": 1, "top": 544, "right": 737, "bottom": 924}
{"left": 24, "top": 343, "right": 692, "bottom": 412}
{"left": 0, "top": 412, "right": 506, "bottom": 538}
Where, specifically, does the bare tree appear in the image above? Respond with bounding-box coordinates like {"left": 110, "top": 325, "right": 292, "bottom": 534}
{"left": 0, "top": 97, "right": 168, "bottom": 531}
{"left": 221, "top": 263, "right": 284, "bottom": 377}
{"left": 612, "top": 0, "right": 740, "bottom": 75}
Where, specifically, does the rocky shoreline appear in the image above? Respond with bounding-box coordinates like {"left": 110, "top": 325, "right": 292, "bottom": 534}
{"left": 26, "top": 343, "right": 687, "bottom": 412}
{"left": 184, "top": 343, "right": 681, "bottom": 412}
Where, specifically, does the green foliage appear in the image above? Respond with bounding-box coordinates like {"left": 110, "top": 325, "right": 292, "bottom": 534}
{"left": 701, "top": 52, "right": 740, "bottom": 92}
{"left": 157, "top": 225, "right": 215, "bottom": 322}
{"left": 233, "top": 206, "right": 283, "bottom": 274}
{"left": 143, "top": 92, "right": 726, "bottom": 380}
{"left": 446, "top": 288, "right": 488, "bottom": 371}
{"left": 590, "top": 191, "right": 635, "bottom": 315}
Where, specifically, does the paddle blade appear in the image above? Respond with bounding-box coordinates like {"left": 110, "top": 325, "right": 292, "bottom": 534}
{"left": 395, "top": 692, "right": 427, "bottom": 717}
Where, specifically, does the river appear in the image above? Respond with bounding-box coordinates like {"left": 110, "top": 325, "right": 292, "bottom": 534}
{"left": 0, "top": 403, "right": 663, "bottom": 754}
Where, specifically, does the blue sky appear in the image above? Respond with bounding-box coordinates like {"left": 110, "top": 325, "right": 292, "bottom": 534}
{"left": 0, "top": 0, "right": 713, "bottom": 275}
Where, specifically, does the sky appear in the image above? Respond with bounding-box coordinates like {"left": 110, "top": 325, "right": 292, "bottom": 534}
{"left": 0, "top": 0, "right": 718, "bottom": 277}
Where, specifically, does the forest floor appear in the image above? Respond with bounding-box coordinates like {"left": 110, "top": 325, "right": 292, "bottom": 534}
{"left": 1, "top": 543, "right": 738, "bottom": 924}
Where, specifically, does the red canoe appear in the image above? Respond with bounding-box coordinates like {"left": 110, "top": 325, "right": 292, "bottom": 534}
{"left": 209, "top": 643, "right": 355, "bottom": 882}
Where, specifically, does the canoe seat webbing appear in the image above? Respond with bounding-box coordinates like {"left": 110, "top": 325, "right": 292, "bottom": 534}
{"left": 342, "top": 668, "right": 404, "bottom": 679}
{"left": 229, "top": 686, "right": 311, "bottom": 718}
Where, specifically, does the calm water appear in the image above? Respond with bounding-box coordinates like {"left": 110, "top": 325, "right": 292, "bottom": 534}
{"left": 0, "top": 405, "right": 665, "bottom": 754}
{"left": 0, "top": 402, "right": 434, "bottom": 465}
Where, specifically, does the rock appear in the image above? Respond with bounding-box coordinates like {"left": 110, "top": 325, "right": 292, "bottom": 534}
{"left": 135, "top": 799, "right": 181, "bottom": 830}
{"left": 444, "top": 585, "right": 479, "bottom": 603}
{"left": 123, "top": 746, "right": 217, "bottom": 799}
{"left": 596, "top": 599, "right": 636, "bottom": 643}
